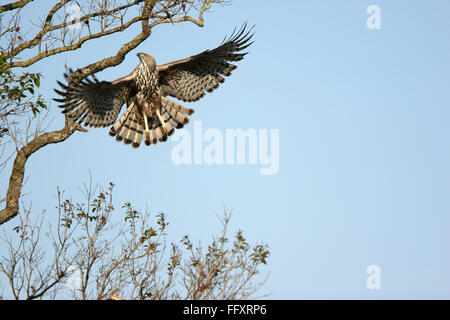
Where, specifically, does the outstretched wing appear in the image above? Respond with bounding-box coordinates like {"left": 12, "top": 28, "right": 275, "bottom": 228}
{"left": 157, "top": 23, "right": 254, "bottom": 103}
{"left": 54, "top": 69, "right": 136, "bottom": 128}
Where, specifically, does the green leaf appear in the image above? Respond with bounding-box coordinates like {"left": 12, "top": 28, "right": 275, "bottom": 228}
{"left": 32, "top": 74, "right": 40, "bottom": 87}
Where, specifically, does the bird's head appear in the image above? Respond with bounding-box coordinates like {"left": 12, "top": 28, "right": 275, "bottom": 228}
{"left": 137, "top": 53, "right": 156, "bottom": 71}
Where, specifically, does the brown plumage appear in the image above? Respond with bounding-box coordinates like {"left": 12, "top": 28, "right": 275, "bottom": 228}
{"left": 54, "top": 24, "right": 254, "bottom": 149}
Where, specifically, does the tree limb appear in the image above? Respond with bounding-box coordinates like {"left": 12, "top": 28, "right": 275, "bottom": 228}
{"left": 0, "top": 0, "right": 34, "bottom": 14}
{"left": 0, "top": 120, "right": 87, "bottom": 225}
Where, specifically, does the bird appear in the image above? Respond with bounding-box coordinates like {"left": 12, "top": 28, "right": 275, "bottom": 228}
{"left": 54, "top": 24, "right": 254, "bottom": 149}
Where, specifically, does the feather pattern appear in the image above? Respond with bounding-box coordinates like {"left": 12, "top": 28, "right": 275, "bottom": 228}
{"left": 157, "top": 23, "right": 254, "bottom": 102}
{"left": 55, "top": 68, "right": 134, "bottom": 128}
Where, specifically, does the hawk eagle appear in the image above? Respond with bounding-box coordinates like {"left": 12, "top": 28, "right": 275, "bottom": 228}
{"left": 54, "top": 24, "right": 254, "bottom": 149}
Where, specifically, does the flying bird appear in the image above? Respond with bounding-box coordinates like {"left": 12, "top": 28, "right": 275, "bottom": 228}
{"left": 54, "top": 24, "right": 254, "bottom": 149}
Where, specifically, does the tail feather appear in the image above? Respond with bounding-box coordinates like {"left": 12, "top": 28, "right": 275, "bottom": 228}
{"left": 115, "top": 125, "right": 127, "bottom": 142}
{"left": 109, "top": 104, "right": 134, "bottom": 137}
{"left": 123, "top": 114, "right": 138, "bottom": 146}
{"left": 161, "top": 97, "right": 192, "bottom": 127}
{"left": 110, "top": 98, "right": 195, "bottom": 148}
{"left": 161, "top": 96, "right": 194, "bottom": 116}
{"left": 145, "top": 126, "right": 157, "bottom": 146}
{"left": 110, "top": 104, "right": 146, "bottom": 149}
{"left": 132, "top": 121, "right": 144, "bottom": 149}
{"left": 160, "top": 108, "right": 175, "bottom": 135}
{"left": 154, "top": 126, "right": 167, "bottom": 142}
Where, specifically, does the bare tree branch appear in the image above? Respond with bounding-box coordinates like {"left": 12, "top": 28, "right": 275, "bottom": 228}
{"left": 0, "top": 0, "right": 34, "bottom": 14}
{"left": 5, "top": 0, "right": 224, "bottom": 69}
{"left": 0, "top": 119, "right": 87, "bottom": 225}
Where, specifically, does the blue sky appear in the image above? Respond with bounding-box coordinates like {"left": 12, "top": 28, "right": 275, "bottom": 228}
{"left": 1, "top": 0, "right": 450, "bottom": 299}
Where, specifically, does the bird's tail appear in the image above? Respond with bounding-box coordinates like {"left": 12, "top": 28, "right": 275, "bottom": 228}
{"left": 109, "top": 103, "right": 144, "bottom": 149}
{"left": 142, "top": 97, "right": 194, "bottom": 146}
{"left": 108, "top": 98, "right": 194, "bottom": 149}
